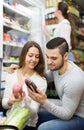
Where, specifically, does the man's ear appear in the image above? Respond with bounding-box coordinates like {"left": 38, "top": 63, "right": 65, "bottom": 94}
{"left": 64, "top": 52, "right": 68, "bottom": 60}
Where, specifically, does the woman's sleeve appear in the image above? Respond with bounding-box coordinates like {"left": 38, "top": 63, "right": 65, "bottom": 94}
{"left": 2, "top": 73, "right": 13, "bottom": 109}
{"left": 60, "top": 23, "right": 71, "bottom": 48}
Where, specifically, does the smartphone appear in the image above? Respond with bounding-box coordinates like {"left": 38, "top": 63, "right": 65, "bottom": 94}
{"left": 25, "top": 78, "right": 38, "bottom": 93}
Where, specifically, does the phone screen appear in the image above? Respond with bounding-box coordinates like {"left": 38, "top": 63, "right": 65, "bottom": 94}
{"left": 25, "top": 79, "right": 38, "bottom": 93}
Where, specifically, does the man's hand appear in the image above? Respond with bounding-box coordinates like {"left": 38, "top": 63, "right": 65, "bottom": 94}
{"left": 8, "top": 64, "right": 19, "bottom": 73}
{"left": 27, "top": 87, "right": 47, "bottom": 105}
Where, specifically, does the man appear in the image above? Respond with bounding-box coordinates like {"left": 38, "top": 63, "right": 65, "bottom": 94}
{"left": 27, "top": 37, "right": 84, "bottom": 130}
{"left": 8, "top": 37, "right": 84, "bottom": 130}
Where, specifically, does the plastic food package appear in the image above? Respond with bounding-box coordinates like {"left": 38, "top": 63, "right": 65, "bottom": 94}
{"left": 3, "top": 103, "right": 30, "bottom": 130}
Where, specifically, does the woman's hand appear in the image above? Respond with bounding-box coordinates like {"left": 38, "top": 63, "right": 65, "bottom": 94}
{"left": 43, "top": 25, "right": 51, "bottom": 39}
{"left": 8, "top": 91, "right": 25, "bottom": 106}
{"left": 8, "top": 64, "right": 19, "bottom": 74}
{"left": 27, "top": 87, "right": 47, "bottom": 105}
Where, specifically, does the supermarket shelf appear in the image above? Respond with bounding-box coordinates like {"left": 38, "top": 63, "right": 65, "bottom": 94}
{"left": 74, "top": 60, "right": 84, "bottom": 63}
{"left": 47, "top": 24, "right": 56, "bottom": 29}
{"left": 3, "top": 59, "right": 18, "bottom": 64}
{"left": 45, "top": 7, "right": 55, "bottom": 15}
{"left": 12, "top": 0, "right": 43, "bottom": 8}
{"left": 3, "top": 22, "right": 30, "bottom": 34}
{"left": 3, "top": 41, "right": 23, "bottom": 47}
{"left": 3, "top": 2, "right": 31, "bottom": 18}
{"left": 75, "top": 47, "right": 84, "bottom": 51}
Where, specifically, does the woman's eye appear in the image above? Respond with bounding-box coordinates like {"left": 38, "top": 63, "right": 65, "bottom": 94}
{"left": 35, "top": 56, "right": 39, "bottom": 58}
{"left": 28, "top": 55, "right": 32, "bottom": 57}
{"left": 28, "top": 55, "right": 39, "bottom": 58}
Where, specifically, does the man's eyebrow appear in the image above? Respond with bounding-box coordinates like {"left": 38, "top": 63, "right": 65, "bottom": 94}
{"left": 51, "top": 56, "right": 57, "bottom": 59}
{"left": 46, "top": 55, "right": 57, "bottom": 59}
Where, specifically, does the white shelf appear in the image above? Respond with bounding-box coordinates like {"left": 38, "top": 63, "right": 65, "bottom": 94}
{"left": 3, "top": 2, "right": 31, "bottom": 18}
{"left": 47, "top": 24, "right": 56, "bottom": 29}
{"left": 10, "top": 0, "right": 43, "bottom": 8}
{"left": 24, "top": 0, "right": 43, "bottom": 8}
{"left": 3, "top": 59, "right": 18, "bottom": 64}
{"left": 45, "top": 7, "right": 55, "bottom": 15}
{"left": 3, "top": 22, "right": 30, "bottom": 34}
{"left": 3, "top": 41, "right": 23, "bottom": 47}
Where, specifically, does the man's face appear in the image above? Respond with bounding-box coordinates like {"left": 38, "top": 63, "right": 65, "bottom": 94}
{"left": 46, "top": 48, "right": 64, "bottom": 71}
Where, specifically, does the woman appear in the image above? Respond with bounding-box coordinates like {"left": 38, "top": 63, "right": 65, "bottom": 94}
{"left": 2, "top": 41, "right": 47, "bottom": 130}
{"left": 44, "top": 1, "right": 77, "bottom": 61}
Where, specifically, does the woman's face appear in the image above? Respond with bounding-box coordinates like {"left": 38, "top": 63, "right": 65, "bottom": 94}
{"left": 25, "top": 46, "right": 40, "bottom": 69}
{"left": 54, "top": 6, "right": 59, "bottom": 17}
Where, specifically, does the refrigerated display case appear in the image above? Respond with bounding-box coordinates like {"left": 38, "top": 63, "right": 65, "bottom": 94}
{"left": 0, "top": 0, "right": 45, "bottom": 84}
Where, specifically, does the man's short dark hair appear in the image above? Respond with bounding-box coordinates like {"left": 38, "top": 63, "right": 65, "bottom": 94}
{"left": 46, "top": 37, "right": 69, "bottom": 56}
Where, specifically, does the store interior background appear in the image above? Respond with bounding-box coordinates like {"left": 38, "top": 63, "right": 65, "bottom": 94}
{"left": 0, "top": 0, "right": 84, "bottom": 101}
